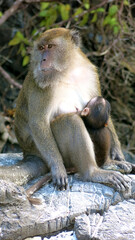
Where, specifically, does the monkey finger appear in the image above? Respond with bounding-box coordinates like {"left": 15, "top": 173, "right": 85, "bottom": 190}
{"left": 53, "top": 176, "right": 68, "bottom": 190}
{"left": 61, "top": 177, "right": 68, "bottom": 190}
{"left": 59, "top": 176, "right": 68, "bottom": 190}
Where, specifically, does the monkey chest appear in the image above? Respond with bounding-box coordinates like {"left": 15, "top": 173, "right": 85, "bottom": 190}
{"left": 53, "top": 85, "right": 90, "bottom": 117}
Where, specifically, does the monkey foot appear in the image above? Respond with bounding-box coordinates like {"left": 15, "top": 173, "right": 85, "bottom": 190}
{"left": 102, "top": 160, "right": 132, "bottom": 174}
{"left": 84, "top": 168, "right": 130, "bottom": 192}
{"left": 104, "top": 171, "right": 130, "bottom": 192}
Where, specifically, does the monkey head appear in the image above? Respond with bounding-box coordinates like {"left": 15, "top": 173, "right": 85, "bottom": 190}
{"left": 81, "top": 96, "right": 111, "bottom": 129}
{"left": 30, "top": 28, "right": 81, "bottom": 88}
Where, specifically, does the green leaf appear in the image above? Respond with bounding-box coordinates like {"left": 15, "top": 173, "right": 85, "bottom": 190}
{"left": 74, "top": 7, "right": 83, "bottom": 17}
{"left": 32, "top": 28, "right": 38, "bottom": 36}
{"left": 32, "top": 28, "right": 39, "bottom": 39}
{"left": 16, "top": 31, "right": 25, "bottom": 40}
{"left": 45, "top": 8, "right": 58, "bottom": 27}
{"left": 0, "top": 11, "right": 3, "bottom": 17}
{"left": 79, "top": 13, "right": 89, "bottom": 26}
{"left": 103, "top": 15, "right": 111, "bottom": 25}
{"left": 8, "top": 31, "right": 29, "bottom": 46}
{"left": 19, "top": 43, "right": 26, "bottom": 57}
{"left": 91, "top": 12, "right": 97, "bottom": 23}
{"left": 23, "top": 38, "right": 30, "bottom": 45}
{"left": 83, "top": 0, "right": 90, "bottom": 8}
{"left": 60, "top": 4, "right": 70, "bottom": 21}
{"left": 113, "top": 25, "right": 120, "bottom": 35}
{"left": 9, "top": 37, "right": 21, "bottom": 46}
{"left": 40, "top": 20, "right": 46, "bottom": 27}
{"left": 124, "top": 0, "right": 129, "bottom": 5}
{"left": 39, "top": 10, "right": 48, "bottom": 17}
{"left": 40, "top": 2, "right": 49, "bottom": 10}
{"left": 109, "top": 17, "right": 118, "bottom": 26}
{"left": 109, "top": 5, "right": 118, "bottom": 16}
{"left": 84, "top": 3, "right": 90, "bottom": 9}
{"left": 96, "top": 8, "right": 105, "bottom": 13}
{"left": 91, "top": 10, "right": 96, "bottom": 14}
{"left": 22, "top": 55, "right": 30, "bottom": 66}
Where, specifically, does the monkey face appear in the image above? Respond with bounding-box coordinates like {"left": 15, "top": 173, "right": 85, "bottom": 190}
{"left": 84, "top": 97, "right": 111, "bottom": 129}
{"left": 30, "top": 28, "right": 81, "bottom": 88}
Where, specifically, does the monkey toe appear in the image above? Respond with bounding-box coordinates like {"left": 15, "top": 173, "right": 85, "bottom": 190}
{"left": 117, "top": 162, "right": 132, "bottom": 173}
{"left": 111, "top": 172, "right": 130, "bottom": 192}
{"left": 103, "top": 161, "right": 132, "bottom": 174}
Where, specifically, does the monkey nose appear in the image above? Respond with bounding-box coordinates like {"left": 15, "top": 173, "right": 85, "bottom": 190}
{"left": 43, "top": 58, "right": 46, "bottom": 61}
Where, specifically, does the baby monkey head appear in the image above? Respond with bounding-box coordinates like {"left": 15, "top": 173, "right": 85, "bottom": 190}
{"left": 81, "top": 96, "right": 111, "bottom": 129}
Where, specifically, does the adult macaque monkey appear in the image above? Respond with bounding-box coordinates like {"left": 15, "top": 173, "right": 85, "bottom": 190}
{"left": 0, "top": 28, "right": 132, "bottom": 191}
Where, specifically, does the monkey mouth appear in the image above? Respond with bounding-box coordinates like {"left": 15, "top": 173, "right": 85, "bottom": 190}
{"left": 41, "top": 68, "right": 53, "bottom": 72}
{"left": 41, "top": 67, "right": 55, "bottom": 72}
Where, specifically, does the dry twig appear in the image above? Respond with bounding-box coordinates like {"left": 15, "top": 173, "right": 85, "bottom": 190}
{"left": 26, "top": 168, "right": 76, "bottom": 205}
{"left": 0, "top": 66, "right": 22, "bottom": 89}
{"left": 0, "top": 0, "right": 60, "bottom": 26}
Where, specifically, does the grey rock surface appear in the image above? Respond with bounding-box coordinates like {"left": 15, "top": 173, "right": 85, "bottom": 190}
{"left": 92, "top": 199, "right": 135, "bottom": 240}
{"left": 0, "top": 152, "right": 135, "bottom": 240}
{"left": 74, "top": 214, "right": 90, "bottom": 240}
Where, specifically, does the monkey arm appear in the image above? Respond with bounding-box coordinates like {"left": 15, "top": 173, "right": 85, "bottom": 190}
{"left": 28, "top": 110, "right": 68, "bottom": 189}
{"left": 108, "top": 117, "right": 125, "bottom": 161}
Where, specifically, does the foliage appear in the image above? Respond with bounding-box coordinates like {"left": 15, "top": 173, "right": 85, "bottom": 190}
{"left": 9, "top": 31, "right": 31, "bottom": 66}
{"left": 0, "top": 0, "right": 135, "bottom": 150}
{"left": 7, "top": 0, "right": 128, "bottom": 66}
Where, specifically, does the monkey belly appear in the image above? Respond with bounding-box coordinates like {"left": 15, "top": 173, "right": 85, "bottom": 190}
{"left": 51, "top": 115, "right": 74, "bottom": 168}
{"left": 51, "top": 113, "right": 97, "bottom": 176}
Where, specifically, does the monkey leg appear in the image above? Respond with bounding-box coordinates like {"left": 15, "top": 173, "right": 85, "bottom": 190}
{"left": 0, "top": 155, "right": 47, "bottom": 185}
{"left": 51, "top": 114, "right": 129, "bottom": 192}
{"left": 102, "top": 159, "right": 132, "bottom": 174}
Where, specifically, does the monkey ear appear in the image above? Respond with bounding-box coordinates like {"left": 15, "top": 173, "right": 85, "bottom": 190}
{"left": 81, "top": 107, "right": 90, "bottom": 117}
{"left": 70, "top": 29, "right": 81, "bottom": 47}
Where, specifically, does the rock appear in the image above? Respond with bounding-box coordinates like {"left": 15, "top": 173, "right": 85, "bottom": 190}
{"left": 91, "top": 199, "right": 135, "bottom": 240}
{"left": 0, "top": 180, "right": 29, "bottom": 205}
{"left": 74, "top": 214, "right": 90, "bottom": 240}
{"left": 0, "top": 152, "right": 135, "bottom": 240}
{"left": 123, "top": 150, "right": 135, "bottom": 164}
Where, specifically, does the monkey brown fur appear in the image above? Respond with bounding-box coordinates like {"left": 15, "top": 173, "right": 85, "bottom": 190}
{"left": 0, "top": 28, "right": 132, "bottom": 191}
{"left": 80, "top": 96, "right": 111, "bottom": 167}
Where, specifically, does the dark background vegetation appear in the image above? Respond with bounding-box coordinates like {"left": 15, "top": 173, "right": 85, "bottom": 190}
{"left": 0, "top": 0, "right": 135, "bottom": 153}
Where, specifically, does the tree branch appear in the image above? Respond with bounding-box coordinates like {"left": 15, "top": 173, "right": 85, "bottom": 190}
{"left": 0, "top": 66, "right": 22, "bottom": 89}
{"left": 0, "top": 0, "right": 113, "bottom": 26}
{"left": 0, "top": 0, "right": 23, "bottom": 25}
{"left": 0, "top": 0, "right": 60, "bottom": 26}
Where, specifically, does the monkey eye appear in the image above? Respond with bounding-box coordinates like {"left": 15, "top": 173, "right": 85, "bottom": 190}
{"left": 48, "top": 44, "right": 53, "bottom": 49}
{"left": 39, "top": 45, "right": 44, "bottom": 50}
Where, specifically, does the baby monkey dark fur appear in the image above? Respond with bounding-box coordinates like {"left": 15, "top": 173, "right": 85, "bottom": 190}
{"left": 81, "top": 96, "right": 111, "bottom": 167}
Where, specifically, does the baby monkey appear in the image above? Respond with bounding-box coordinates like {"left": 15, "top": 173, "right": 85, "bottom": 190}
{"left": 80, "top": 96, "right": 111, "bottom": 167}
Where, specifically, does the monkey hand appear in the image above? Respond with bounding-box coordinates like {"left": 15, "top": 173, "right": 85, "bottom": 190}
{"left": 51, "top": 164, "right": 68, "bottom": 190}
{"left": 111, "top": 145, "right": 125, "bottom": 161}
